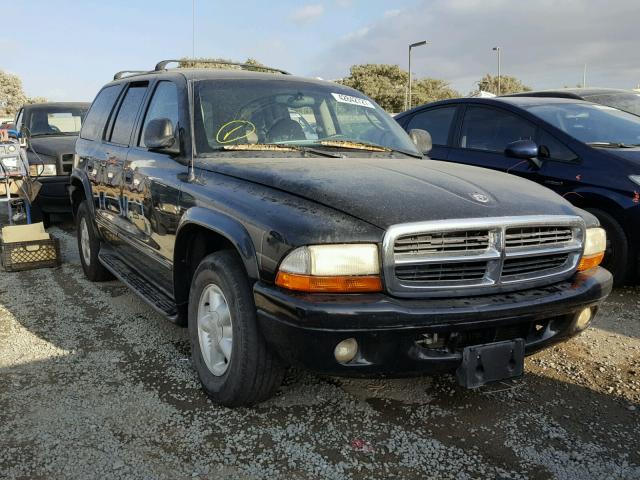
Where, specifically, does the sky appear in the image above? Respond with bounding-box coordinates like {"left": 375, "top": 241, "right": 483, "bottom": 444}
{"left": 2, "top": 0, "right": 639, "bottom": 102}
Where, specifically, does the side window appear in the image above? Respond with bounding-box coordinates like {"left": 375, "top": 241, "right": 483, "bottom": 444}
{"left": 406, "top": 107, "right": 457, "bottom": 146}
{"left": 109, "top": 83, "right": 148, "bottom": 146}
{"left": 80, "top": 85, "right": 121, "bottom": 141}
{"left": 459, "top": 106, "right": 535, "bottom": 153}
{"left": 139, "top": 81, "right": 179, "bottom": 147}
{"left": 538, "top": 130, "right": 578, "bottom": 162}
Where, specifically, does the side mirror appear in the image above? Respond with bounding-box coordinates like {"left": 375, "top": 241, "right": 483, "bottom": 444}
{"left": 505, "top": 139, "right": 543, "bottom": 168}
{"left": 408, "top": 128, "right": 432, "bottom": 155}
{"left": 144, "top": 118, "right": 176, "bottom": 150}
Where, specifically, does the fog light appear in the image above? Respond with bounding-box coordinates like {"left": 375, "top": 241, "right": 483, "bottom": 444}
{"left": 334, "top": 338, "right": 358, "bottom": 363}
{"left": 575, "top": 308, "right": 593, "bottom": 330}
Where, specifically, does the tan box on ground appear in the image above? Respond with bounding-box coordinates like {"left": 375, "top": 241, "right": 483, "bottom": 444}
{"left": 1, "top": 222, "right": 50, "bottom": 243}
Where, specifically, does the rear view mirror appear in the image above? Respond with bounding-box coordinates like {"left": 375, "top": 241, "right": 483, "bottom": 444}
{"left": 409, "top": 129, "right": 432, "bottom": 155}
{"left": 144, "top": 118, "right": 176, "bottom": 150}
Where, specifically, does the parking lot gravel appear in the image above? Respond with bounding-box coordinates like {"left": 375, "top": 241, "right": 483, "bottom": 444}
{"left": 0, "top": 222, "right": 639, "bottom": 479}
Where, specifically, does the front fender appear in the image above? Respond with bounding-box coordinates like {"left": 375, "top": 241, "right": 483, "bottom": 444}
{"left": 175, "top": 206, "right": 260, "bottom": 280}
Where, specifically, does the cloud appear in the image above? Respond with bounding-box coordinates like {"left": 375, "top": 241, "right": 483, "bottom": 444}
{"left": 313, "top": 0, "right": 640, "bottom": 93}
{"left": 291, "top": 4, "right": 325, "bottom": 22}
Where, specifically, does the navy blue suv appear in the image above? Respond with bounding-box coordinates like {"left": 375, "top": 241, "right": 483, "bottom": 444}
{"left": 396, "top": 97, "right": 640, "bottom": 285}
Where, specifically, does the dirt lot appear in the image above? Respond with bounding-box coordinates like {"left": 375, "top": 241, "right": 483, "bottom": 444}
{"left": 0, "top": 223, "right": 638, "bottom": 479}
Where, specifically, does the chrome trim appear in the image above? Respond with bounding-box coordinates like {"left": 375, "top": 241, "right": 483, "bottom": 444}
{"left": 382, "top": 215, "right": 585, "bottom": 298}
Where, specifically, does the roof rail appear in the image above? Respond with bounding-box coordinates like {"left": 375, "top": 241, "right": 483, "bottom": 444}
{"left": 154, "top": 59, "right": 290, "bottom": 75}
{"left": 113, "top": 70, "right": 148, "bottom": 80}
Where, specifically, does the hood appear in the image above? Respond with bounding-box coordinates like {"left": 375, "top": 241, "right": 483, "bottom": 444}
{"left": 28, "top": 135, "right": 77, "bottom": 157}
{"left": 202, "top": 157, "right": 580, "bottom": 229}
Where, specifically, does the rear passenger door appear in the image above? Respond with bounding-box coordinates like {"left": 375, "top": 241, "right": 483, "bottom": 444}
{"left": 447, "top": 105, "right": 538, "bottom": 181}
{"left": 403, "top": 105, "right": 458, "bottom": 159}
{"left": 97, "top": 82, "right": 149, "bottom": 243}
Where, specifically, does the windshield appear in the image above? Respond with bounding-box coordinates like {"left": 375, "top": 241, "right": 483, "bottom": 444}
{"left": 584, "top": 92, "right": 640, "bottom": 117}
{"left": 194, "top": 79, "right": 419, "bottom": 156}
{"left": 27, "top": 106, "right": 87, "bottom": 136}
{"left": 526, "top": 102, "right": 640, "bottom": 146}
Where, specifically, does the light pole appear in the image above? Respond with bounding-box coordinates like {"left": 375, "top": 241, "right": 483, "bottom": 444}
{"left": 492, "top": 46, "right": 501, "bottom": 95}
{"left": 408, "top": 40, "right": 428, "bottom": 109}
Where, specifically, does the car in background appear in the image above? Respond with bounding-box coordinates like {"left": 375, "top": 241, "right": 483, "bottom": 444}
{"left": 15, "top": 102, "right": 90, "bottom": 220}
{"left": 396, "top": 97, "right": 640, "bottom": 285}
{"left": 506, "top": 88, "right": 640, "bottom": 116}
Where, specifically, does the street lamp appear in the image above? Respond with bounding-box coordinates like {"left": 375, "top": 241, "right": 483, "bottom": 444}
{"left": 408, "top": 40, "right": 428, "bottom": 109}
{"left": 492, "top": 46, "right": 501, "bottom": 95}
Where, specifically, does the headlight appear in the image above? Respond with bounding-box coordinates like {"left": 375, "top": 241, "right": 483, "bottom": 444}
{"left": 29, "top": 164, "right": 57, "bottom": 176}
{"left": 629, "top": 175, "right": 640, "bottom": 186}
{"left": 275, "top": 244, "right": 382, "bottom": 293}
{"left": 578, "top": 227, "right": 606, "bottom": 271}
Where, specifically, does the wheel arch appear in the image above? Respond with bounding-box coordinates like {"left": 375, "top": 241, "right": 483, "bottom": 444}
{"left": 173, "top": 207, "right": 260, "bottom": 307}
{"left": 69, "top": 170, "right": 93, "bottom": 217}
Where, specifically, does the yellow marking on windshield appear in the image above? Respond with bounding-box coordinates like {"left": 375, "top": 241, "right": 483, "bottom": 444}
{"left": 216, "top": 120, "right": 256, "bottom": 144}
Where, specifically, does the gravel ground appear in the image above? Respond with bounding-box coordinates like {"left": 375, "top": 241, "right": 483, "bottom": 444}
{"left": 0, "top": 222, "right": 639, "bottom": 480}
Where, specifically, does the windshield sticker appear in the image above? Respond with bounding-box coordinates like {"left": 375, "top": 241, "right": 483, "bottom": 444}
{"left": 331, "top": 93, "right": 375, "bottom": 109}
{"left": 216, "top": 120, "right": 256, "bottom": 144}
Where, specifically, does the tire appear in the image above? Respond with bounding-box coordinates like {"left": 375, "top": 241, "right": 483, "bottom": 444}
{"left": 585, "top": 208, "right": 629, "bottom": 287}
{"left": 188, "top": 251, "right": 285, "bottom": 406}
{"left": 76, "top": 200, "right": 114, "bottom": 282}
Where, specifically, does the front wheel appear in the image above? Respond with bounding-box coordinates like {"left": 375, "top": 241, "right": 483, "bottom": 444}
{"left": 188, "top": 251, "right": 285, "bottom": 406}
{"left": 585, "top": 208, "right": 629, "bottom": 286}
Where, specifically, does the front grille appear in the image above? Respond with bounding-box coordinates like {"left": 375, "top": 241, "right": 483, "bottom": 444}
{"left": 383, "top": 216, "right": 584, "bottom": 297}
{"left": 61, "top": 154, "right": 73, "bottom": 174}
{"left": 502, "top": 252, "right": 569, "bottom": 277}
{"left": 396, "top": 261, "right": 487, "bottom": 282}
{"left": 394, "top": 230, "right": 490, "bottom": 255}
{"left": 505, "top": 226, "right": 573, "bottom": 248}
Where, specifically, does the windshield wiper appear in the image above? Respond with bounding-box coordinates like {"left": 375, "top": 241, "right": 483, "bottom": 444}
{"left": 219, "top": 143, "right": 342, "bottom": 158}
{"left": 314, "top": 140, "right": 422, "bottom": 159}
{"left": 586, "top": 141, "right": 638, "bottom": 148}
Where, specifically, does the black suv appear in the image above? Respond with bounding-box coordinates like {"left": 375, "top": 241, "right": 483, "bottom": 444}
{"left": 70, "top": 61, "right": 612, "bottom": 406}
{"left": 15, "top": 102, "right": 90, "bottom": 219}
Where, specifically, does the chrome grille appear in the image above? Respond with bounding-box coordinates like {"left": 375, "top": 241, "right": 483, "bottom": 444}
{"left": 505, "top": 226, "right": 573, "bottom": 248}
{"left": 502, "top": 252, "right": 570, "bottom": 277}
{"left": 383, "top": 216, "right": 585, "bottom": 297}
{"left": 61, "top": 154, "right": 73, "bottom": 174}
{"left": 396, "top": 260, "right": 487, "bottom": 282}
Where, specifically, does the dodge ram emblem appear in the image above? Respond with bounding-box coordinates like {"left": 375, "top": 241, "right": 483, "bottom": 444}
{"left": 471, "top": 193, "right": 490, "bottom": 203}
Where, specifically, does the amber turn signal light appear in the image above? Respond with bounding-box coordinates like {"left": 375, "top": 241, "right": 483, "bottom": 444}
{"left": 275, "top": 272, "right": 383, "bottom": 293}
{"left": 577, "top": 252, "right": 604, "bottom": 271}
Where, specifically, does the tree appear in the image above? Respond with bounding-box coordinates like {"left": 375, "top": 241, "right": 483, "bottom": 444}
{"left": 337, "top": 64, "right": 461, "bottom": 112}
{"left": 337, "top": 64, "right": 408, "bottom": 112}
{"left": 477, "top": 74, "right": 531, "bottom": 96}
{"left": 0, "top": 70, "right": 27, "bottom": 116}
{"left": 411, "top": 78, "right": 460, "bottom": 106}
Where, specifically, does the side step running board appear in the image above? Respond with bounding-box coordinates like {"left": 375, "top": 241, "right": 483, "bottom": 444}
{"left": 99, "top": 251, "right": 178, "bottom": 320}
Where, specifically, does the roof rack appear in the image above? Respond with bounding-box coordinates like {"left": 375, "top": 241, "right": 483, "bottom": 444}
{"left": 113, "top": 70, "right": 148, "bottom": 80}
{"left": 154, "top": 59, "right": 290, "bottom": 75}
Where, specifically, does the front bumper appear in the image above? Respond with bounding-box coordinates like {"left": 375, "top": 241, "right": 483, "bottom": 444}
{"left": 34, "top": 175, "right": 71, "bottom": 212}
{"left": 254, "top": 267, "right": 612, "bottom": 376}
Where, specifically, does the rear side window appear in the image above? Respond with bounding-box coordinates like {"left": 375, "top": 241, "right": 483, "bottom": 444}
{"left": 80, "top": 85, "right": 121, "bottom": 141}
{"left": 139, "top": 81, "right": 179, "bottom": 147}
{"left": 109, "top": 84, "right": 148, "bottom": 145}
{"left": 459, "top": 106, "right": 535, "bottom": 152}
{"left": 406, "top": 107, "right": 457, "bottom": 146}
